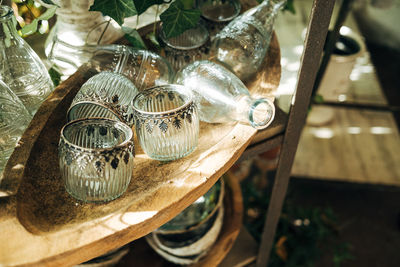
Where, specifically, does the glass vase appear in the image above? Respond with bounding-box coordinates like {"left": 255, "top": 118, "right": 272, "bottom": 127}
{"left": 211, "top": 0, "right": 286, "bottom": 81}
{"left": 175, "top": 60, "right": 275, "bottom": 130}
{"left": 47, "top": 36, "right": 174, "bottom": 90}
{"left": 0, "top": 5, "right": 54, "bottom": 115}
{"left": 0, "top": 80, "right": 32, "bottom": 179}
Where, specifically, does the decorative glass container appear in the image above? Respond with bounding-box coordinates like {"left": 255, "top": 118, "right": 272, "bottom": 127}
{"left": 0, "top": 5, "right": 54, "bottom": 115}
{"left": 196, "top": 0, "right": 241, "bottom": 40}
{"left": 159, "top": 23, "right": 210, "bottom": 71}
{"left": 67, "top": 71, "right": 139, "bottom": 126}
{"left": 211, "top": 0, "right": 286, "bottom": 81}
{"left": 58, "top": 118, "right": 135, "bottom": 203}
{"left": 0, "top": 80, "right": 32, "bottom": 178}
{"left": 146, "top": 180, "right": 224, "bottom": 264}
{"left": 132, "top": 84, "right": 199, "bottom": 161}
{"left": 47, "top": 37, "right": 174, "bottom": 89}
{"left": 175, "top": 60, "right": 275, "bottom": 130}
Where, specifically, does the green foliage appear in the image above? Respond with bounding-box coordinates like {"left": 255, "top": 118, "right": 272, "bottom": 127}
{"left": 241, "top": 166, "right": 354, "bottom": 267}
{"left": 89, "top": 0, "right": 137, "bottom": 25}
{"left": 134, "top": 0, "right": 164, "bottom": 15}
{"left": 333, "top": 243, "right": 354, "bottom": 267}
{"left": 313, "top": 94, "right": 324, "bottom": 104}
{"left": 48, "top": 66, "right": 61, "bottom": 87}
{"left": 122, "top": 26, "right": 147, "bottom": 49}
{"left": 20, "top": 6, "right": 56, "bottom": 36}
{"left": 159, "top": 0, "right": 200, "bottom": 38}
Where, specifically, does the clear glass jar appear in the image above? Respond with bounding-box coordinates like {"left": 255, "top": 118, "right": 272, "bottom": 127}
{"left": 0, "top": 5, "right": 54, "bottom": 115}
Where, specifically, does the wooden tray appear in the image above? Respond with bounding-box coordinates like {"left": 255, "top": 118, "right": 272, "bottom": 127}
{"left": 0, "top": 33, "right": 280, "bottom": 266}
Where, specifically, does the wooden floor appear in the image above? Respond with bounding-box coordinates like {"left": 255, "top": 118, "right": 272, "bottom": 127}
{"left": 273, "top": 0, "right": 400, "bottom": 186}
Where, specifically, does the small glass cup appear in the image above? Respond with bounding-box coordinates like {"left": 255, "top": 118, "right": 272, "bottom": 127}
{"left": 58, "top": 118, "right": 135, "bottom": 203}
{"left": 132, "top": 84, "right": 199, "bottom": 161}
{"left": 159, "top": 24, "right": 210, "bottom": 71}
{"left": 67, "top": 71, "right": 139, "bottom": 126}
{"left": 197, "top": 0, "right": 241, "bottom": 40}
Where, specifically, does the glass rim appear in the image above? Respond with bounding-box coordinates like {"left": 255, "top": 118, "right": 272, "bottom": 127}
{"left": 159, "top": 23, "right": 209, "bottom": 51}
{"left": 0, "top": 5, "right": 13, "bottom": 21}
{"left": 66, "top": 100, "right": 124, "bottom": 122}
{"left": 199, "top": 0, "right": 241, "bottom": 22}
{"left": 249, "top": 98, "right": 275, "bottom": 130}
{"left": 60, "top": 118, "right": 133, "bottom": 152}
{"left": 132, "top": 84, "right": 194, "bottom": 116}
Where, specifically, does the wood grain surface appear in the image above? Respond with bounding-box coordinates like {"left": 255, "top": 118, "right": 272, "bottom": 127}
{"left": 0, "top": 32, "right": 280, "bottom": 267}
{"left": 292, "top": 107, "right": 400, "bottom": 185}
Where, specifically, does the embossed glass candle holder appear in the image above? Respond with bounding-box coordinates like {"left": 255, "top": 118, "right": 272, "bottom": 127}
{"left": 159, "top": 24, "right": 210, "bottom": 72}
{"left": 46, "top": 36, "right": 174, "bottom": 89}
{"left": 132, "top": 85, "right": 199, "bottom": 161}
{"left": 58, "top": 118, "right": 135, "bottom": 203}
{"left": 67, "top": 71, "right": 139, "bottom": 126}
{"left": 197, "top": 0, "right": 241, "bottom": 41}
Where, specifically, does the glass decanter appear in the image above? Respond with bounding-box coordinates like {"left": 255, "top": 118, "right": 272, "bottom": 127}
{"left": 175, "top": 60, "right": 275, "bottom": 130}
{"left": 47, "top": 36, "right": 174, "bottom": 90}
{"left": 0, "top": 80, "right": 32, "bottom": 179}
{"left": 0, "top": 5, "right": 54, "bottom": 115}
{"left": 210, "top": 0, "right": 286, "bottom": 81}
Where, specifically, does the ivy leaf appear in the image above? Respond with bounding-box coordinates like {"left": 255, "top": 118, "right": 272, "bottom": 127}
{"left": 89, "top": 0, "right": 137, "bottom": 25}
{"left": 48, "top": 66, "right": 62, "bottom": 87}
{"left": 122, "top": 26, "right": 147, "bottom": 49}
{"left": 37, "top": 6, "right": 57, "bottom": 20}
{"left": 21, "top": 19, "right": 38, "bottom": 36}
{"left": 160, "top": 1, "right": 201, "bottom": 38}
{"left": 134, "top": 0, "right": 164, "bottom": 15}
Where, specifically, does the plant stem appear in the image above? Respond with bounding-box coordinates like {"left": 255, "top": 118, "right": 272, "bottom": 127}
{"left": 153, "top": 4, "right": 160, "bottom": 34}
{"left": 97, "top": 18, "right": 111, "bottom": 44}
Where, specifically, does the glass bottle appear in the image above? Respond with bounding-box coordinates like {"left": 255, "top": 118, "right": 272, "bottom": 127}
{"left": 0, "top": 80, "right": 32, "bottom": 178}
{"left": 175, "top": 60, "right": 275, "bottom": 130}
{"left": 47, "top": 36, "right": 174, "bottom": 91}
{"left": 211, "top": 0, "right": 286, "bottom": 81}
{"left": 0, "top": 5, "right": 54, "bottom": 115}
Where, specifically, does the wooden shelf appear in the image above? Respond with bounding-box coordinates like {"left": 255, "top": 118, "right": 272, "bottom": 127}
{"left": 0, "top": 33, "right": 280, "bottom": 266}
{"left": 114, "top": 171, "right": 243, "bottom": 267}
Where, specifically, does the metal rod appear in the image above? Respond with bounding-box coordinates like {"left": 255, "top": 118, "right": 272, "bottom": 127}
{"left": 311, "top": 0, "right": 356, "bottom": 98}
{"left": 256, "top": 0, "right": 336, "bottom": 266}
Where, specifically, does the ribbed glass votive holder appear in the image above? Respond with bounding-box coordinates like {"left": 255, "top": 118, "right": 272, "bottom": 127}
{"left": 132, "top": 84, "right": 199, "bottom": 161}
{"left": 197, "top": 0, "right": 241, "bottom": 40}
{"left": 58, "top": 118, "right": 135, "bottom": 203}
{"left": 67, "top": 71, "right": 139, "bottom": 126}
{"left": 159, "top": 24, "right": 210, "bottom": 72}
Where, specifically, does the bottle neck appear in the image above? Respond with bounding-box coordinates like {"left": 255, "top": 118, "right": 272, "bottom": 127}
{"left": 0, "top": 6, "right": 19, "bottom": 42}
{"left": 245, "top": 0, "right": 287, "bottom": 29}
{"left": 235, "top": 96, "right": 275, "bottom": 130}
